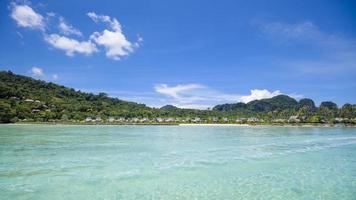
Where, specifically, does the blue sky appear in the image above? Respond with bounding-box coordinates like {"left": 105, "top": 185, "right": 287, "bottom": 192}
{"left": 1, "top": 0, "right": 356, "bottom": 109}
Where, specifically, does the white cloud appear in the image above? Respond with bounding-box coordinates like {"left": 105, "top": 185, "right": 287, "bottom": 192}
{"left": 240, "top": 89, "right": 281, "bottom": 103}
{"left": 155, "top": 84, "right": 205, "bottom": 99}
{"left": 10, "top": 4, "right": 140, "bottom": 60}
{"left": 10, "top": 4, "right": 45, "bottom": 30}
{"left": 155, "top": 84, "right": 284, "bottom": 109}
{"left": 29, "top": 67, "right": 60, "bottom": 81}
{"left": 87, "top": 12, "right": 121, "bottom": 31}
{"left": 44, "top": 34, "right": 98, "bottom": 56}
{"left": 88, "top": 12, "right": 139, "bottom": 60}
{"left": 58, "top": 17, "right": 82, "bottom": 36}
{"left": 30, "top": 66, "right": 44, "bottom": 76}
{"left": 52, "top": 74, "right": 59, "bottom": 80}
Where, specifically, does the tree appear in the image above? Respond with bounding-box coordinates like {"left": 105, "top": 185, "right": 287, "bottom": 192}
{"left": 319, "top": 101, "right": 338, "bottom": 120}
{"left": 340, "top": 104, "right": 356, "bottom": 119}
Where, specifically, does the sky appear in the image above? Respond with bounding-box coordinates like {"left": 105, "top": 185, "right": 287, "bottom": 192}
{"left": 1, "top": 0, "right": 356, "bottom": 109}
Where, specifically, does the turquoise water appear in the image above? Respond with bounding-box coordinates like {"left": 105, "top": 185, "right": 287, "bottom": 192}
{"left": 0, "top": 125, "right": 355, "bottom": 199}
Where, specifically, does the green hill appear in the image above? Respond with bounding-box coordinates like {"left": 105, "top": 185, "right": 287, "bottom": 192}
{"left": 213, "top": 95, "right": 298, "bottom": 112}
{"left": 0, "top": 71, "right": 155, "bottom": 122}
{"left": 0, "top": 70, "right": 355, "bottom": 123}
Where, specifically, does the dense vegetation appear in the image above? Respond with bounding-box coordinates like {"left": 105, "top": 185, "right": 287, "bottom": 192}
{"left": 0, "top": 71, "right": 355, "bottom": 124}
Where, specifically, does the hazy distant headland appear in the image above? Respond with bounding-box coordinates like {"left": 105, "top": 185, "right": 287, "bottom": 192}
{"left": 1, "top": 71, "right": 355, "bottom": 125}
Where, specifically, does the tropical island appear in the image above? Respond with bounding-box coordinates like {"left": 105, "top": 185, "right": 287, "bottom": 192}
{"left": 1, "top": 70, "right": 355, "bottom": 125}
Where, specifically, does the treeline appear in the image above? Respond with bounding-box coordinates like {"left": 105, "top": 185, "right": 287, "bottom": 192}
{"left": 213, "top": 95, "right": 356, "bottom": 123}
{"left": 0, "top": 71, "right": 219, "bottom": 123}
{"left": 0, "top": 70, "right": 355, "bottom": 124}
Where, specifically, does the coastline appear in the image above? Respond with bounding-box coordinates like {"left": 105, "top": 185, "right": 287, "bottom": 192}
{"left": 2, "top": 122, "right": 355, "bottom": 128}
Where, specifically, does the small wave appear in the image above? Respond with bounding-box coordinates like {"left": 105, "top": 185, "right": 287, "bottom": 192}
{"left": 153, "top": 138, "right": 356, "bottom": 170}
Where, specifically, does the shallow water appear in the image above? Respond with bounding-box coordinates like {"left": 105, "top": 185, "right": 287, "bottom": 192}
{"left": 0, "top": 125, "right": 355, "bottom": 199}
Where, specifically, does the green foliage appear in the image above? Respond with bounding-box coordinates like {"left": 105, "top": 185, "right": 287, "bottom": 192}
{"left": 340, "top": 104, "right": 356, "bottom": 119}
{"left": 0, "top": 71, "right": 154, "bottom": 122}
{"left": 0, "top": 71, "right": 355, "bottom": 123}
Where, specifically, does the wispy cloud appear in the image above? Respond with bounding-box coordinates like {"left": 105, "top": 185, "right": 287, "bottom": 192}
{"left": 30, "top": 66, "right": 44, "bottom": 76}
{"left": 155, "top": 84, "right": 205, "bottom": 99}
{"left": 58, "top": 17, "right": 82, "bottom": 36}
{"left": 258, "top": 21, "right": 356, "bottom": 75}
{"left": 52, "top": 74, "right": 59, "bottom": 80}
{"left": 154, "top": 84, "right": 289, "bottom": 109}
{"left": 261, "top": 21, "right": 319, "bottom": 41}
{"left": 28, "top": 67, "right": 59, "bottom": 81}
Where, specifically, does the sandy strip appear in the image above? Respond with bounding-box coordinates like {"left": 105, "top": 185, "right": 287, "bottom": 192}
{"left": 179, "top": 123, "right": 250, "bottom": 126}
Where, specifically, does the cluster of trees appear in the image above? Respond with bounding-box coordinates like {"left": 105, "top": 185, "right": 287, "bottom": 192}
{"left": 0, "top": 71, "right": 355, "bottom": 123}
{"left": 213, "top": 95, "right": 356, "bottom": 123}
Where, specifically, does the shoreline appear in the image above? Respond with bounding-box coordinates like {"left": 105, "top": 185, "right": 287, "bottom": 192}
{"left": 1, "top": 122, "right": 355, "bottom": 128}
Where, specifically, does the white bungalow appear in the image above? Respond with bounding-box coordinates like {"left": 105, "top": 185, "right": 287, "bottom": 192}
{"left": 247, "top": 117, "right": 259, "bottom": 123}
{"left": 273, "top": 119, "right": 287, "bottom": 123}
{"left": 85, "top": 117, "right": 92, "bottom": 122}
{"left": 236, "top": 118, "right": 247, "bottom": 123}
{"left": 140, "top": 118, "right": 149, "bottom": 122}
{"left": 24, "top": 99, "right": 34, "bottom": 102}
{"left": 334, "top": 118, "right": 345, "bottom": 123}
{"left": 95, "top": 116, "right": 102, "bottom": 122}
{"left": 156, "top": 118, "right": 163, "bottom": 123}
{"left": 192, "top": 117, "right": 201, "bottom": 123}
{"left": 165, "top": 118, "right": 174, "bottom": 122}
{"left": 117, "top": 117, "right": 125, "bottom": 122}
{"left": 108, "top": 117, "right": 115, "bottom": 123}
{"left": 288, "top": 116, "right": 300, "bottom": 123}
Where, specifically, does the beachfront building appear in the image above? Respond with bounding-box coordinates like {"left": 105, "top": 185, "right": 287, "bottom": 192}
{"left": 85, "top": 117, "right": 92, "bottom": 122}
{"left": 140, "top": 118, "right": 149, "bottom": 123}
{"left": 108, "top": 117, "right": 115, "bottom": 123}
{"left": 192, "top": 117, "right": 201, "bottom": 123}
{"left": 24, "top": 99, "right": 34, "bottom": 103}
{"left": 155, "top": 118, "right": 163, "bottom": 123}
{"left": 116, "top": 117, "right": 125, "bottom": 122}
{"left": 288, "top": 116, "right": 300, "bottom": 123}
{"left": 247, "top": 117, "right": 259, "bottom": 123}
{"left": 273, "top": 119, "right": 287, "bottom": 123}
{"left": 96, "top": 116, "right": 102, "bottom": 122}
{"left": 164, "top": 118, "right": 175, "bottom": 122}
{"left": 236, "top": 118, "right": 247, "bottom": 123}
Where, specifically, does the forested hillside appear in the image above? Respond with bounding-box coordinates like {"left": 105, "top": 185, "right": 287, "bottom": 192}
{"left": 0, "top": 71, "right": 355, "bottom": 123}
{"left": 0, "top": 71, "right": 155, "bottom": 122}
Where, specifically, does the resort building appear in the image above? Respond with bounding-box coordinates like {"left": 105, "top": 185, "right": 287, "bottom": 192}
{"left": 95, "top": 116, "right": 102, "bottom": 122}
{"left": 288, "top": 116, "right": 300, "bottom": 123}
{"left": 247, "top": 117, "right": 259, "bottom": 123}
{"left": 108, "top": 117, "right": 115, "bottom": 123}
{"left": 236, "top": 118, "right": 247, "bottom": 123}
{"left": 85, "top": 117, "right": 92, "bottom": 122}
